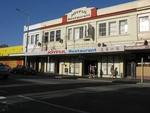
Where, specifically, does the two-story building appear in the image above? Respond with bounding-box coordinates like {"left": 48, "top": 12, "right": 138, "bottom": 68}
{"left": 21, "top": 0, "right": 150, "bottom": 79}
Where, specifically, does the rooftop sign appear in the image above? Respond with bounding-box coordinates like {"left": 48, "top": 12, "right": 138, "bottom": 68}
{"left": 67, "top": 7, "right": 91, "bottom": 21}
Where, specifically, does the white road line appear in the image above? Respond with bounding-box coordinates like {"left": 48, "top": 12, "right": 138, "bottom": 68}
{"left": 0, "top": 96, "right": 6, "bottom": 100}
{"left": 18, "top": 95, "right": 89, "bottom": 113}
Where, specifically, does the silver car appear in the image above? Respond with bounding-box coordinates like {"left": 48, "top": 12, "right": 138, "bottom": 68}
{"left": 0, "top": 62, "right": 10, "bottom": 79}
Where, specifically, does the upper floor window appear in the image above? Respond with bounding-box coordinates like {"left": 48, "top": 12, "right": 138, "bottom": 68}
{"left": 56, "top": 30, "right": 61, "bottom": 41}
{"left": 119, "top": 20, "right": 127, "bottom": 34}
{"left": 68, "top": 28, "right": 73, "bottom": 40}
{"left": 50, "top": 31, "right": 55, "bottom": 42}
{"left": 74, "top": 26, "right": 83, "bottom": 40}
{"left": 99, "top": 23, "right": 106, "bottom": 36}
{"left": 27, "top": 36, "right": 30, "bottom": 45}
{"left": 31, "top": 35, "right": 34, "bottom": 44}
{"left": 109, "top": 21, "right": 116, "bottom": 35}
{"left": 139, "top": 16, "right": 149, "bottom": 32}
{"left": 35, "top": 34, "right": 39, "bottom": 44}
{"left": 44, "top": 32, "right": 49, "bottom": 43}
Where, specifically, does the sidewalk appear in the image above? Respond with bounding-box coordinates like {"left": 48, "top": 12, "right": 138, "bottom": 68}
{"left": 55, "top": 75, "right": 150, "bottom": 85}
{"left": 37, "top": 73, "right": 150, "bottom": 85}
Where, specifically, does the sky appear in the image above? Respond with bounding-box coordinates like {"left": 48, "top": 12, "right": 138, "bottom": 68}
{"left": 0, "top": 0, "right": 135, "bottom": 46}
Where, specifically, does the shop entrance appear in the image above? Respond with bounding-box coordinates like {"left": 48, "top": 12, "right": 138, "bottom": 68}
{"left": 84, "top": 60, "right": 98, "bottom": 75}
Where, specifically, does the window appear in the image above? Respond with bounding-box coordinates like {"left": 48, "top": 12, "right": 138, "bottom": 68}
{"left": 44, "top": 32, "right": 49, "bottom": 43}
{"left": 79, "top": 27, "right": 83, "bottom": 39}
{"left": 35, "top": 34, "right": 39, "bottom": 44}
{"left": 74, "top": 26, "right": 83, "bottom": 40}
{"left": 109, "top": 21, "right": 116, "bottom": 35}
{"left": 50, "top": 31, "right": 55, "bottom": 42}
{"left": 27, "top": 36, "right": 30, "bottom": 44}
{"left": 99, "top": 23, "right": 106, "bottom": 36}
{"left": 56, "top": 30, "right": 61, "bottom": 41}
{"left": 119, "top": 20, "right": 127, "bottom": 34}
{"left": 139, "top": 16, "right": 149, "bottom": 32}
{"left": 31, "top": 35, "right": 34, "bottom": 44}
{"left": 101, "top": 55, "right": 120, "bottom": 75}
{"left": 69, "top": 57, "right": 79, "bottom": 74}
{"left": 68, "top": 29, "right": 72, "bottom": 40}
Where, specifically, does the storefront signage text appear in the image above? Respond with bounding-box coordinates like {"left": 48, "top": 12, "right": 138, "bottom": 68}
{"left": 47, "top": 50, "right": 66, "bottom": 54}
{"left": 68, "top": 9, "right": 90, "bottom": 21}
{"left": 99, "top": 46, "right": 124, "bottom": 52}
{"left": 125, "top": 45, "right": 150, "bottom": 50}
{"left": 68, "top": 48, "right": 96, "bottom": 53}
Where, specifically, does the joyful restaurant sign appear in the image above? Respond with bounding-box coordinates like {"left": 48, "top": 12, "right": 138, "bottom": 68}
{"left": 67, "top": 7, "right": 91, "bottom": 21}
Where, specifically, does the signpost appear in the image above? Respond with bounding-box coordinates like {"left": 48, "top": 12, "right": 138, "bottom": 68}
{"left": 141, "top": 58, "right": 144, "bottom": 83}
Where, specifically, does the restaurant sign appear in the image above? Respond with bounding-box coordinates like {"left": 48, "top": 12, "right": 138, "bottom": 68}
{"left": 25, "top": 46, "right": 124, "bottom": 56}
{"left": 67, "top": 7, "right": 91, "bottom": 21}
{"left": 68, "top": 48, "right": 96, "bottom": 54}
{"left": 47, "top": 50, "right": 66, "bottom": 54}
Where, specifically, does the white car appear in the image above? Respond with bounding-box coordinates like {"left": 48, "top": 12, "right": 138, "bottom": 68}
{"left": 0, "top": 62, "right": 10, "bottom": 79}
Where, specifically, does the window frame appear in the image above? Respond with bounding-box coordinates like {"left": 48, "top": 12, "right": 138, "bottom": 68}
{"left": 35, "top": 34, "right": 39, "bottom": 44}
{"left": 50, "top": 31, "right": 55, "bottom": 42}
{"left": 74, "top": 26, "right": 84, "bottom": 40}
{"left": 56, "top": 30, "right": 61, "bottom": 41}
{"left": 139, "top": 16, "right": 149, "bottom": 32}
{"left": 109, "top": 21, "right": 116, "bottom": 36}
{"left": 68, "top": 28, "right": 72, "bottom": 40}
{"left": 99, "top": 23, "right": 106, "bottom": 36}
{"left": 31, "top": 35, "right": 34, "bottom": 44}
{"left": 44, "top": 32, "right": 49, "bottom": 43}
{"left": 119, "top": 20, "right": 128, "bottom": 34}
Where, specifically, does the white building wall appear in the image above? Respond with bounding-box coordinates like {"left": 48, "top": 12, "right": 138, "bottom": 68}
{"left": 22, "top": 0, "right": 150, "bottom": 76}
{"left": 23, "top": 23, "right": 41, "bottom": 53}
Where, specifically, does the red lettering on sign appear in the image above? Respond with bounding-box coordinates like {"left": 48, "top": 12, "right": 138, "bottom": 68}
{"left": 116, "top": 47, "right": 120, "bottom": 50}
{"left": 47, "top": 50, "right": 66, "bottom": 54}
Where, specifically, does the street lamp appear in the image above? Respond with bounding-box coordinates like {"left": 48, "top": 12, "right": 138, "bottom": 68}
{"left": 16, "top": 8, "right": 30, "bottom": 66}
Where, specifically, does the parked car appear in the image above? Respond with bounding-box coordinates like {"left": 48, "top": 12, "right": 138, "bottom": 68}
{"left": 13, "top": 65, "right": 36, "bottom": 75}
{"left": 5, "top": 64, "right": 13, "bottom": 73}
{"left": 0, "top": 62, "right": 10, "bottom": 79}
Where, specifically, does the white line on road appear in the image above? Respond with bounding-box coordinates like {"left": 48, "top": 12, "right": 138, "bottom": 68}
{"left": 0, "top": 96, "right": 6, "bottom": 100}
{"left": 18, "top": 95, "right": 89, "bottom": 113}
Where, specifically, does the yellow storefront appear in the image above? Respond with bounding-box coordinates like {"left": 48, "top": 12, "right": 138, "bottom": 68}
{"left": 0, "top": 45, "right": 24, "bottom": 68}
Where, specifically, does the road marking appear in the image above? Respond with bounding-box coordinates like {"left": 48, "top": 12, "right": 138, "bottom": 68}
{"left": 0, "top": 96, "right": 6, "bottom": 100}
{"left": 18, "top": 95, "right": 89, "bottom": 113}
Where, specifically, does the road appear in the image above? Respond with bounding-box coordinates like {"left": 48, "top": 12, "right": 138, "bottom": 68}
{"left": 0, "top": 74, "right": 150, "bottom": 113}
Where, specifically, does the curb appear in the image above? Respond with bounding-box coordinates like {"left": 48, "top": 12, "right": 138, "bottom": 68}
{"left": 77, "top": 78, "right": 113, "bottom": 83}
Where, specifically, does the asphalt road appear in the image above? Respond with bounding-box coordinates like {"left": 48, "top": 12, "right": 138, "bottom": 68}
{"left": 0, "top": 74, "right": 150, "bottom": 113}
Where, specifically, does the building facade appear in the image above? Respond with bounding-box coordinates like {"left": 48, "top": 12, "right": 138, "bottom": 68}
{"left": 0, "top": 45, "right": 24, "bottom": 68}
{"left": 22, "top": 0, "right": 150, "bottom": 79}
